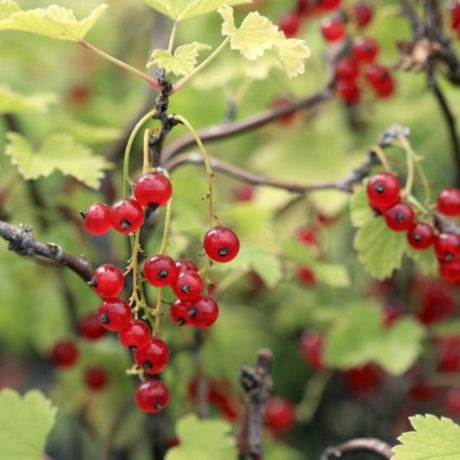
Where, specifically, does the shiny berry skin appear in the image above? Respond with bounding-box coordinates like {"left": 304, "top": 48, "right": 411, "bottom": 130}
{"left": 278, "top": 12, "right": 301, "bottom": 38}
{"left": 110, "top": 198, "right": 144, "bottom": 234}
{"left": 352, "top": 2, "right": 373, "bottom": 28}
{"left": 296, "top": 265, "right": 316, "bottom": 287}
{"left": 203, "top": 226, "right": 240, "bottom": 263}
{"left": 78, "top": 313, "right": 105, "bottom": 340}
{"left": 188, "top": 296, "right": 219, "bottom": 328}
{"left": 418, "top": 282, "right": 455, "bottom": 324}
{"left": 410, "top": 381, "right": 435, "bottom": 402}
{"left": 300, "top": 331, "right": 324, "bottom": 370}
{"left": 407, "top": 222, "right": 435, "bottom": 250}
{"left": 295, "top": 226, "right": 318, "bottom": 248}
{"left": 337, "top": 80, "right": 360, "bottom": 104}
{"left": 175, "top": 258, "right": 199, "bottom": 273}
{"left": 384, "top": 203, "right": 415, "bottom": 232}
{"left": 321, "top": 18, "right": 345, "bottom": 42}
{"left": 89, "top": 264, "right": 124, "bottom": 298}
{"left": 344, "top": 364, "right": 381, "bottom": 394}
{"left": 264, "top": 398, "right": 295, "bottom": 432}
{"left": 296, "top": 0, "right": 309, "bottom": 14}
{"left": 84, "top": 367, "right": 108, "bottom": 391}
{"left": 81, "top": 203, "right": 111, "bottom": 235}
{"left": 446, "top": 388, "right": 460, "bottom": 416}
{"left": 170, "top": 299, "right": 193, "bottom": 326}
{"left": 319, "top": 0, "right": 341, "bottom": 10}
{"left": 135, "top": 380, "right": 170, "bottom": 413}
{"left": 374, "top": 76, "right": 395, "bottom": 98}
{"left": 439, "top": 260, "right": 460, "bottom": 283}
{"left": 134, "top": 338, "right": 170, "bottom": 374}
{"left": 119, "top": 320, "right": 151, "bottom": 351}
{"left": 133, "top": 172, "right": 172, "bottom": 209}
{"left": 437, "top": 187, "right": 460, "bottom": 216}
{"left": 143, "top": 255, "right": 178, "bottom": 287}
{"left": 366, "top": 173, "right": 401, "bottom": 212}
{"left": 352, "top": 37, "right": 379, "bottom": 63}
{"left": 335, "top": 57, "right": 359, "bottom": 81}
{"left": 97, "top": 298, "right": 132, "bottom": 331}
{"left": 451, "top": 3, "right": 460, "bottom": 30}
{"left": 437, "top": 336, "right": 460, "bottom": 372}
{"left": 365, "top": 64, "right": 395, "bottom": 98}
{"left": 434, "top": 232, "right": 460, "bottom": 262}
{"left": 172, "top": 271, "right": 203, "bottom": 301}
{"left": 49, "top": 340, "right": 79, "bottom": 368}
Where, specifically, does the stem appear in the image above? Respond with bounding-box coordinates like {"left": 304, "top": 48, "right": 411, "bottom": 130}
{"left": 143, "top": 129, "right": 152, "bottom": 174}
{"left": 168, "top": 20, "right": 179, "bottom": 54}
{"left": 371, "top": 144, "right": 392, "bottom": 172}
{"left": 398, "top": 134, "right": 416, "bottom": 198}
{"left": 78, "top": 40, "right": 162, "bottom": 90}
{"left": 159, "top": 198, "right": 173, "bottom": 255}
{"left": 172, "top": 37, "right": 230, "bottom": 93}
{"left": 153, "top": 289, "right": 163, "bottom": 336}
{"left": 295, "top": 371, "right": 331, "bottom": 423}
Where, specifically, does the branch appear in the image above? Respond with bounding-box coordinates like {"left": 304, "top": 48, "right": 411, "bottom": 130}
{"left": 0, "top": 220, "right": 92, "bottom": 282}
{"left": 320, "top": 438, "right": 393, "bottom": 460}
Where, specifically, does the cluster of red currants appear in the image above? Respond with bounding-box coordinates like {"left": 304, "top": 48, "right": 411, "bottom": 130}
{"left": 366, "top": 173, "right": 460, "bottom": 283}
{"left": 450, "top": 2, "right": 460, "bottom": 40}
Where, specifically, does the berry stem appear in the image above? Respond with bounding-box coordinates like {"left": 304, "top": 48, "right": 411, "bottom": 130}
{"left": 143, "top": 129, "right": 152, "bottom": 174}
{"left": 168, "top": 20, "right": 180, "bottom": 54}
{"left": 398, "top": 134, "right": 415, "bottom": 198}
{"left": 371, "top": 144, "right": 392, "bottom": 172}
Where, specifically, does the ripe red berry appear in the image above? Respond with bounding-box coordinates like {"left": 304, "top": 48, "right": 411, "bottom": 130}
{"left": 409, "top": 381, "right": 435, "bottom": 402}
{"left": 384, "top": 203, "right": 415, "bottom": 232}
{"left": 81, "top": 203, "right": 111, "bottom": 235}
{"left": 49, "top": 340, "right": 79, "bottom": 368}
{"left": 175, "top": 258, "right": 199, "bottom": 273}
{"left": 119, "top": 320, "right": 151, "bottom": 351}
{"left": 143, "top": 255, "right": 178, "bottom": 287}
{"left": 337, "top": 80, "right": 360, "bottom": 104}
{"left": 296, "top": 265, "right": 316, "bottom": 287}
{"left": 203, "top": 226, "right": 240, "bottom": 263}
{"left": 352, "top": 2, "right": 373, "bottom": 28}
{"left": 84, "top": 367, "right": 108, "bottom": 391}
{"left": 110, "top": 198, "right": 144, "bottom": 234}
{"left": 352, "top": 37, "right": 379, "bottom": 63}
{"left": 418, "top": 282, "right": 455, "bottom": 324}
{"left": 439, "top": 260, "right": 460, "bottom": 283}
{"left": 89, "top": 264, "right": 124, "bottom": 298}
{"left": 437, "top": 336, "right": 460, "bottom": 372}
{"left": 451, "top": 3, "right": 460, "bottom": 30}
{"left": 300, "top": 331, "right": 324, "bottom": 370}
{"left": 278, "top": 12, "right": 301, "bottom": 38}
{"left": 366, "top": 173, "right": 401, "bottom": 212}
{"left": 264, "top": 398, "right": 295, "bottom": 432}
{"left": 97, "top": 298, "right": 132, "bottom": 331}
{"left": 296, "top": 0, "right": 309, "bottom": 14}
{"left": 437, "top": 187, "right": 460, "bottom": 216}
{"left": 407, "top": 222, "right": 435, "bottom": 250}
{"left": 321, "top": 18, "right": 345, "bottom": 42}
{"left": 188, "top": 296, "right": 219, "bottom": 328}
{"left": 170, "top": 299, "right": 193, "bottom": 326}
{"left": 434, "top": 232, "right": 460, "bottom": 262}
{"left": 78, "top": 313, "right": 105, "bottom": 340}
{"left": 319, "top": 0, "right": 342, "bottom": 10}
{"left": 335, "top": 57, "right": 359, "bottom": 81}
{"left": 374, "top": 75, "right": 395, "bottom": 98}
{"left": 344, "top": 364, "right": 381, "bottom": 394}
{"left": 134, "top": 338, "right": 170, "bottom": 374}
{"left": 446, "top": 388, "right": 460, "bottom": 416}
{"left": 133, "top": 172, "right": 172, "bottom": 209}
{"left": 234, "top": 185, "right": 255, "bottom": 202}
{"left": 135, "top": 380, "right": 170, "bottom": 413}
{"left": 365, "top": 64, "right": 395, "bottom": 98}
{"left": 172, "top": 271, "right": 203, "bottom": 301}
{"left": 295, "top": 226, "right": 318, "bottom": 248}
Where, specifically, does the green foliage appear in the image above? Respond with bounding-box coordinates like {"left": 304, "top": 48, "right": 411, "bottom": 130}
{"left": 0, "top": 389, "right": 57, "bottom": 460}
{"left": 166, "top": 414, "right": 236, "bottom": 460}
{"left": 0, "top": 85, "right": 57, "bottom": 114}
{"left": 393, "top": 414, "right": 460, "bottom": 459}
{"left": 5, "top": 132, "right": 113, "bottom": 189}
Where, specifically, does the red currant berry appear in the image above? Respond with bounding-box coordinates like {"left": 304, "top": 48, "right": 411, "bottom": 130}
{"left": 172, "top": 271, "right": 203, "bottom": 301}
{"left": 170, "top": 299, "right": 193, "bottom": 326}
{"left": 365, "top": 64, "right": 391, "bottom": 87}
{"left": 296, "top": 0, "right": 309, "bottom": 14}
{"left": 418, "top": 282, "right": 455, "bottom": 324}
{"left": 89, "top": 264, "right": 124, "bottom": 298}
{"left": 409, "top": 381, "right": 435, "bottom": 402}
{"left": 134, "top": 338, "right": 170, "bottom": 374}
{"left": 264, "top": 398, "right": 295, "bottom": 432}
{"left": 133, "top": 172, "right": 172, "bottom": 210}
{"left": 143, "top": 255, "right": 178, "bottom": 287}
{"left": 352, "top": 37, "right": 379, "bottom": 63}
{"left": 434, "top": 232, "right": 460, "bottom": 262}
{"left": 188, "top": 296, "right": 219, "bottom": 328}
{"left": 451, "top": 3, "right": 460, "bottom": 30}
{"left": 84, "top": 367, "right": 108, "bottom": 391}
{"left": 335, "top": 57, "right": 359, "bottom": 81}
{"left": 344, "top": 364, "right": 381, "bottom": 394}
{"left": 135, "top": 380, "right": 169, "bottom": 413}
{"left": 319, "top": 0, "right": 341, "bottom": 11}
{"left": 234, "top": 185, "right": 255, "bottom": 202}
{"left": 49, "top": 340, "right": 79, "bottom": 368}
{"left": 278, "top": 12, "right": 301, "bottom": 38}
{"left": 272, "top": 97, "right": 296, "bottom": 126}
{"left": 384, "top": 203, "right": 415, "bottom": 232}
{"left": 296, "top": 265, "right": 316, "bottom": 287}
{"left": 374, "top": 75, "right": 395, "bottom": 98}
{"left": 119, "top": 320, "right": 151, "bottom": 351}
{"left": 175, "top": 258, "right": 199, "bottom": 273}
{"left": 439, "top": 260, "right": 460, "bottom": 283}
{"left": 78, "top": 313, "right": 105, "bottom": 340}
{"left": 81, "top": 203, "right": 111, "bottom": 235}
{"left": 446, "top": 388, "right": 460, "bottom": 416}
{"left": 300, "top": 331, "right": 324, "bottom": 370}
{"left": 407, "top": 222, "right": 435, "bottom": 250}
{"left": 203, "top": 226, "right": 240, "bottom": 263}
{"left": 110, "top": 198, "right": 144, "bottom": 234}
{"left": 295, "top": 226, "right": 318, "bottom": 248}
{"left": 437, "top": 187, "right": 460, "bottom": 216}
{"left": 352, "top": 2, "right": 373, "bottom": 28}
{"left": 366, "top": 173, "right": 401, "bottom": 212}
{"left": 337, "top": 80, "right": 360, "bottom": 104}
{"left": 97, "top": 298, "right": 131, "bottom": 331}
{"left": 437, "top": 336, "right": 460, "bottom": 372}
{"left": 321, "top": 18, "right": 345, "bottom": 42}
{"left": 69, "top": 85, "right": 91, "bottom": 105}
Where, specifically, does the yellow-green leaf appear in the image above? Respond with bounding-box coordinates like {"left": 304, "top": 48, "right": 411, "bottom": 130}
{"left": 5, "top": 132, "right": 113, "bottom": 189}
{"left": 0, "top": 2, "right": 108, "bottom": 42}
{"left": 0, "top": 85, "right": 57, "bottom": 114}
{"left": 273, "top": 38, "right": 311, "bottom": 78}
{"left": 147, "top": 42, "right": 211, "bottom": 76}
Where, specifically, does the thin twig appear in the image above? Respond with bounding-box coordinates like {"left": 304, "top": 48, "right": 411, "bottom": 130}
{"left": 320, "top": 438, "right": 393, "bottom": 460}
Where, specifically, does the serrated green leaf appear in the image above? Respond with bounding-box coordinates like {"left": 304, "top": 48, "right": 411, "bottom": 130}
{"left": 0, "top": 389, "right": 57, "bottom": 460}
{"left": 0, "top": 85, "right": 57, "bottom": 114}
{"left": 166, "top": 415, "right": 236, "bottom": 460}
{"left": 393, "top": 414, "right": 460, "bottom": 459}
{"left": 58, "top": 117, "right": 122, "bottom": 144}
{"left": 313, "top": 262, "right": 349, "bottom": 288}
{"left": 273, "top": 38, "right": 311, "bottom": 78}
{"left": 142, "top": 0, "right": 250, "bottom": 21}
{"left": 5, "top": 132, "right": 113, "bottom": 189}
{"left": 349, "top": 185, "right": 374, "bottom": 227}
{"left": 406, "top": 244, "right": 438, "bottom": 277}
{"left": 147, "top": 42, "right": 211, "bottom": 76}
{"left": 0, "top": 2, "right": 108, "bottom": 42}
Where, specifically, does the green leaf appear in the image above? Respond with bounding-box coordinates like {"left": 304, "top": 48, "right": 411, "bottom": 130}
{"left": 0, "top": 389, "right": 57, "bottom": 460}
{"left": 0, "top": 2, "right": 108, "bottom": 42}
{"left": 0, "top": 85, "right": 57, "bottom": 114}
{"left": 313, "top": 262, "right": 349, "bottom": 288}
{"left": 350, "top": 185, "right": 374, "bottom": 227}
{"left": 142, "top": 0, "right": 250, "bottom": 21}
{"left": 147, "top": 42, "right": 212, "bottom": 77}
{"left": 5, "top": 132, "right": 113, "bottom": 189}
{"left": 273, "top": 38, "right": 311, "bottom": 78}
{"left": 166, "top": 414, "right": 236, "bottom": 460}
{"left": 58, "top": 117, "right": 122, "bottom": 144}
{"left": 393, "top": 414, "right": 460, "bottom": 459}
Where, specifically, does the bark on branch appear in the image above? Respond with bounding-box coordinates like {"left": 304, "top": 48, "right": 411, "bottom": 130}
{"left": 320, "top": 438, "right": 393, "bottom": 460}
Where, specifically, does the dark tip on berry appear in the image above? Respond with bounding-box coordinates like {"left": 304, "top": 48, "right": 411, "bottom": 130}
{"left": 395, "top": 212, "right": 405, "bottom": 222}
{"left": 158, "top": 269, "right": 168, "bottom": 279}
{"left": 100, "top": 313, "right": 109, "bottom": 324}
{"left": 79, "top": 211, "right": 88, "bottom": 220}
{"left": 188, "top": 307, "right": 198, "bottom": 318}
{"left": 120, "top": 219, "right": 132, "bottom": 230}
{"left": 177, "top": 318, "right": 186, "bottom": 326}
{"left": 181, "top": 284, "right": 191, "bottom": 294}
{"left": 154, "top": 401, "right": 163, "bottom": 410}
{"left": 413, "top": 234, "right": 422, "bottom": 241}
{"left": 218, "top": 247, "right": 229, "bottom": 257}
{"left": 87, "top": 277, "right": 97, "bottom": 288}
{"left": 129, "top": 346, "right": 137, "bottom": 354}
{"left": 375, "top": 183, "right": 385, "bottom": 194}
{"left": 445, "top": 252, "right": 454, "bottom": 261}
{"left": 143, "top": 361, "right": 153, "bottom": 371}
{"left": 148, "top": 203, "right": 159, "bottom": 212}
